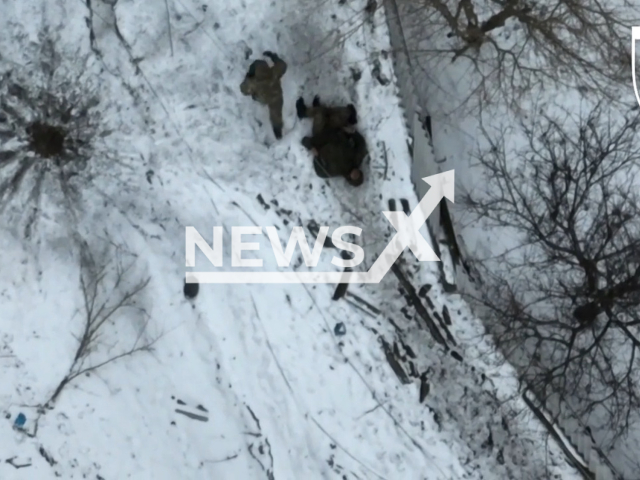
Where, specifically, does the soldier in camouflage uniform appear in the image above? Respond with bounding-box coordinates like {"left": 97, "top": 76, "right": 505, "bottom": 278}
{"left": 301, "top": 127, "right": 368, "bottom": 187}
{"left": 296, "top": 95, "right": 357, "bottom": 135}
{"left": 240, "top": 51, "right": 288, "bottom": 139}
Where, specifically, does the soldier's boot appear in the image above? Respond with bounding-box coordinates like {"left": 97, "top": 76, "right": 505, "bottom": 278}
{"left": 269, "top": 101, "right": 284, "bottom": 140}
{"left": 296, "top": 97, "right": 307, "bottom": 119}
{"left": 301, "top": 136, "right": 313, "bottom": 150}
{"left": 347, "top": 104, "right": 357, "bottom": 125}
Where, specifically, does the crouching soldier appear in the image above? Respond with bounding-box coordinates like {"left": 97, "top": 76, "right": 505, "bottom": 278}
{"left": 296, "top": 95, "right": 357, "bottom": 135}
{"left": 240, "top": 51, "right": 288, "bottom": 139}
{"left": 302, "top": 128, "right": 368, "bottom": 187}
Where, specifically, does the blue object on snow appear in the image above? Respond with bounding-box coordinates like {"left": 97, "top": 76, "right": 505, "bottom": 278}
{"left": 14, "top": 413, "right": 26, "bottom": 428}
{"left": 334, "top": 322, "right": 346, "bottom": 336}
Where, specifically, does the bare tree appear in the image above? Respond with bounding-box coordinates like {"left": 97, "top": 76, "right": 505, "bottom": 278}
{"left": 398, "top": 0, "right": 636, "bottom": 111}
{"left": 45, "top": 239, "right": 158, "bottom": 408}
{"left": 464, "top": 100, "right": 640, "bottom": 460}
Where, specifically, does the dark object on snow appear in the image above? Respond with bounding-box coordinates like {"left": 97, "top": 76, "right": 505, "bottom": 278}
{"left": 308, "top": 220, "right": 335, "bottom": 248}
{"left": 333, "top": 250, "right": 353, "bottom": 301}
{"left": 442, "top": 305, "right": 452, "bottom": 325}
{"left": 332, "top": 282, "right": 348, "bottom": 301}
{"left": 256, "top": 193, "right": 270, "bottom": 210}
{"left": 175, "top": 409, "right": 209, "bottom": 422}
{"left": 240, "top": 51, "right": 287, "bottom": 140}
{"left": 400, "top": 198, "right": 410, "bottom": 215}
{"left": 423, "top": 115, "right": 432, "bottom": 138}
{"left": 39, "top": 447, "right": 56, "bottom": 466}
{"left": 5, "top": 457, "right": 31, "bottom": 469}
{"left": 380, "top": 337, "right": 411, "bottom": 384}
{"left": 334, "top": 322, "right": 346, "bottom": 336}
{"left": 345, "top": 292, "right": 381, "bottom": 315}
{"left": 387, "top": 198, "right": 396, "bottom": 211}
{"left": 13, "top": 413, "right": 26, "bottom": 429}
{"left": 184, "top": 280, "right": 199, "bottom": 299}
{"left": 418, "top": 284, "right": 432, "bottom": 297}
{"left": 419, "top": 372, "right": 430, "bottom": 403}
{"left": 391, "top": 264, "right": 448, "bottom": 347}
{"left": 450, "top": 350, "right": 463, "bottom": 362}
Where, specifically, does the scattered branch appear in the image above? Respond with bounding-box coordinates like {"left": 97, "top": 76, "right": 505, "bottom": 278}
{"left": 45, "top": 240, "right": 159, "bottom": 408}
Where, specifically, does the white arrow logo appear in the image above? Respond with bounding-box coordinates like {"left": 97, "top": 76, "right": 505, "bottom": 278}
{"left": 187, "top": 170, "right": 455, "bottom": 284}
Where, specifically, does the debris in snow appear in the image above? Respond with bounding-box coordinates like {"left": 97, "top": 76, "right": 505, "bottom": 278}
{"left": 381, "top": 140, "right": 389, "bottom": 179}
{"left": 184, "top": 280, "right": 199, "bottom": 299}
{"left": 332, "top": 282, "right": 348, "bottom": 301}
{"left": 350, "top": 68, "right": 362, "bottom": 83}
{"left": 39, "top": 446, "right": 56, "bottom": 466}
{"left": 380, "top": 337, "right": 411, "bottom": 384}
{"left": 344, "top": 292, "right": 381, "bottom": 315}
{"left": 173, "top": 398, "right": 209, "bottom": 421}
{"left": 387, "top": 198, "right": 396, "bottom": 211}
{"left": 13, "top": 412, "right": 26, "bottom": 429}
{"left": 400, "top": 198, "right": 410, "bottom": 214}
{"left": 333, "top": 250, "right": 353, "bottom": 301}
{"left": 307, "top": 220, "right": 334, "bottom": 248}
{"left": 334, "top": 322, "right": 346, "bottom": 336}
{"left": 256, "top": 194, "right": 270, "bottom": 210}
{"left": 400, "top": 341, "right": 417, "bottom": 359}
{"left": 418, "top": 284, "right": 432, "bottom": 297}
{"left": 145, "top": 169, "right": 154, "bottom": 184}
{"left": 5, "top": 457, "right": 32, "bottom": 469}
{"left": 175, "top": 409, "right": 209, "bottom": 422}
{"left": 442, "top": 305, "right": 452, "bottom": 325}
{"left": 450, "top": 351, "right": 463, "bottom": 362}
{"left": 391, "top": 263, "right": 448, "bottom": 346}
{"left": 419, "top": 372, "right": 430, "bottom": 403}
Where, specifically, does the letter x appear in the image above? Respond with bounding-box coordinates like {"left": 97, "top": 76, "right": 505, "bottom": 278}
{"left": 383, "top": 209, "right": 440, "bottom": 262}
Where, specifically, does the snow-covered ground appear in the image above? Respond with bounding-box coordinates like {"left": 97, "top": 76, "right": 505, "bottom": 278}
{"left": 0, "top": 0, "right": 583, "bottom": 478}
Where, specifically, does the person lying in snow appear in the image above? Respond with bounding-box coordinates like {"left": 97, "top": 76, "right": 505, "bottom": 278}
{"left": 301, "top": 126, "right": 368, "bottom": 187}
{"left": 240, "top": 51, "right": 288, "bottom": 139}
{"left": 296, "top": 95, "right": 358, "bottom": 135}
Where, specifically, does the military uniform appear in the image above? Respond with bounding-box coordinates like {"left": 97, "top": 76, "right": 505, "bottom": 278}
{"left": 240, "top": 52, "right": 288, "bottom": 139}
{"left": 296, "top": 96, "right": 357, "bottom": 135}
{"left": 302, "top": 128, "right": 368, "bottom": 186}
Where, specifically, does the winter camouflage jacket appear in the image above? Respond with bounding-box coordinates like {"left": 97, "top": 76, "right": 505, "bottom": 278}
{"left": 303, "top": 128, "right": 368, "bottom": 178}
{"left": 239, "top": 55, "right": 287, "bottom": 107}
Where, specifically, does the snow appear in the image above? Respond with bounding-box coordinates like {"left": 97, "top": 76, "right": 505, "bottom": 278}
{"left": 0, "top": 0, "right": 584, "bottom": 478}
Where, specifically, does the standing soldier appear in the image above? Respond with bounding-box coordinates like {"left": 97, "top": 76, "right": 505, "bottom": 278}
{"left": 240, "top": 51, "right": 288, "bottom": 139}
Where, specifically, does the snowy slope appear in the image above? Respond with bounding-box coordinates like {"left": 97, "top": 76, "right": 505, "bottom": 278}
{"left": 0, "top": 0, "right": 582, "bottom": 479}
